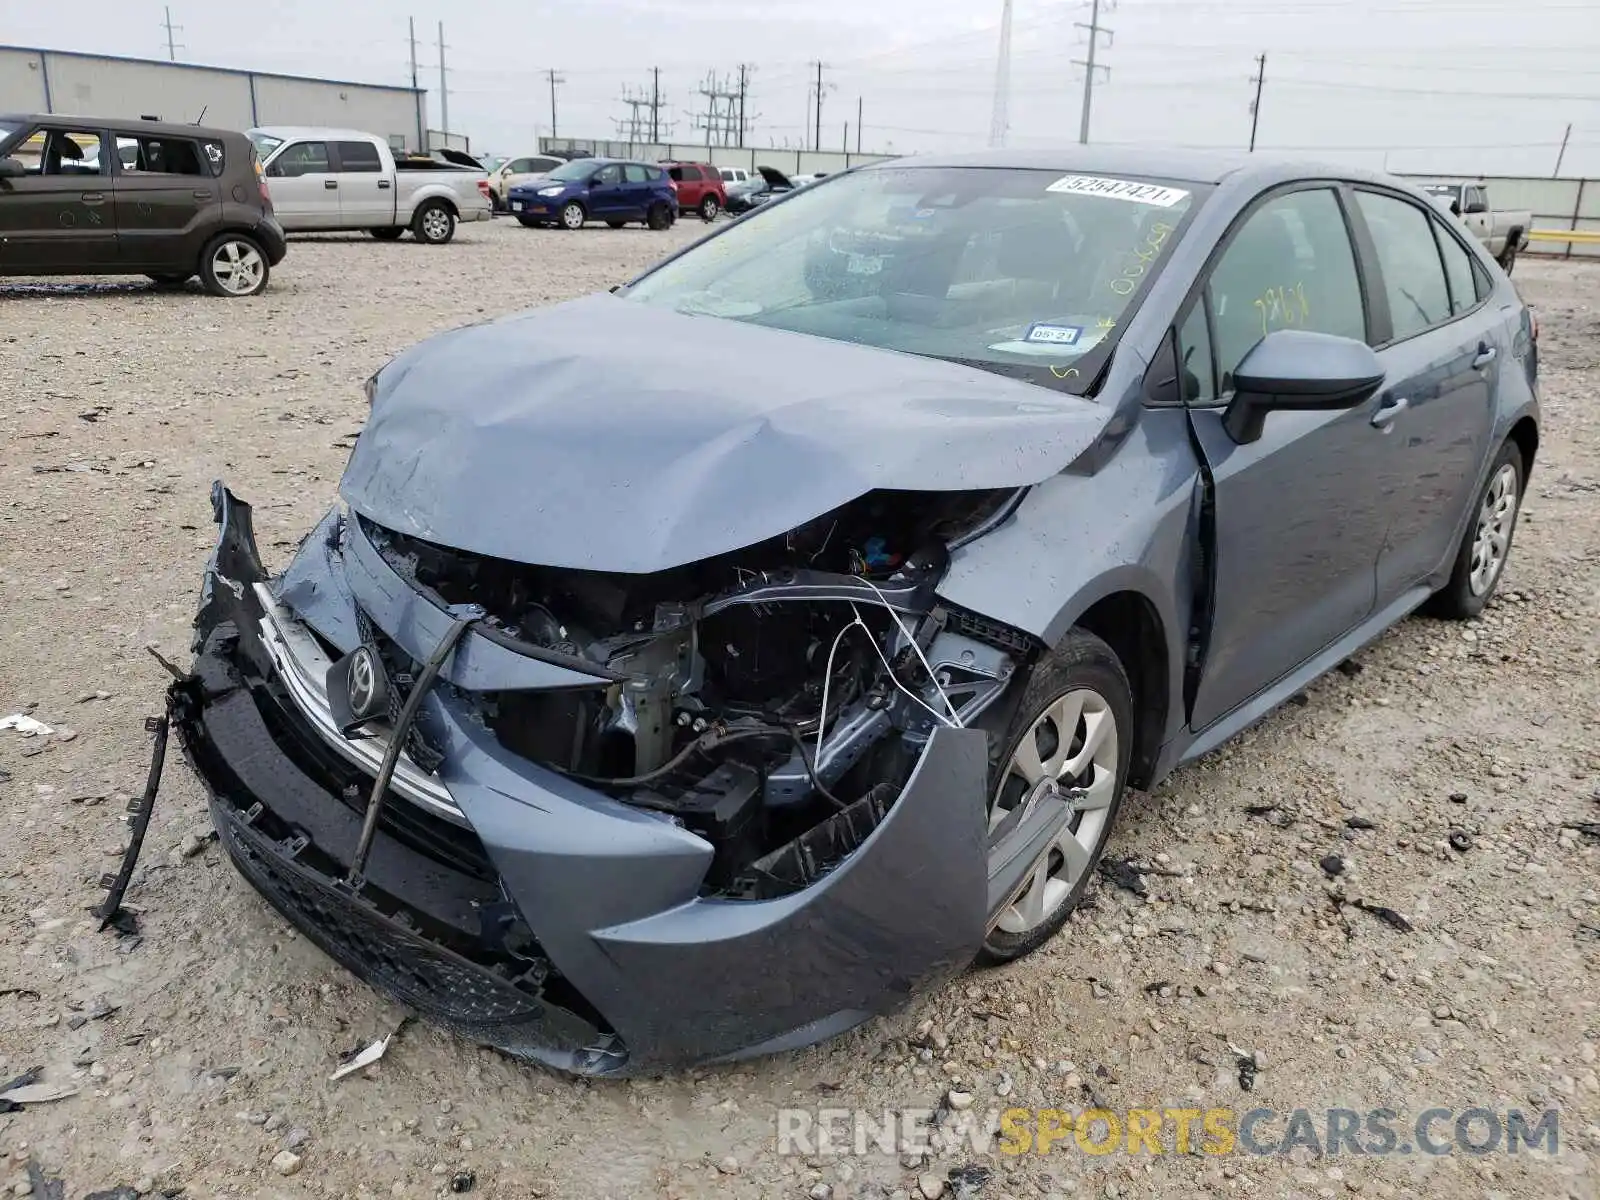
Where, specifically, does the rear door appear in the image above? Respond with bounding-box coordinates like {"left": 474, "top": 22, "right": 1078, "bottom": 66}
{"left": 1184, "top": 184, "right": 1390, "bottom": 731}
{"left": 622, "top": 163, "right": 655, "bottom": 216}
{"left": 263, "top": 140, "right": 337, "bottom": 228}
{"left": 1348, "top": 187, "right": 1500, "bottom": 602}
{"left": 0, "top": 123, "right": 117, "bottom": 271}
{"left": 110, "top": 131, "right": 221, "bottom": 271}
{"left": 331, "top": 140, "right": 391, "bottom": 226}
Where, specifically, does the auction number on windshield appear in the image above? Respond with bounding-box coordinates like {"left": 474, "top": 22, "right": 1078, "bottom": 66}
{"left": 1108, "top": 222, "right": 1176, "bottom": 296}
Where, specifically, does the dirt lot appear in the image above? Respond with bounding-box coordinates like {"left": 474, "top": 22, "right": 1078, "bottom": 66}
{"left": 0, "top": 221, "right": 1597, "bottom": 1200}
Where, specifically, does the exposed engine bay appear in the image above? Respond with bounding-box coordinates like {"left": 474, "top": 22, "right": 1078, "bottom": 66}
{"left": 359, "top": 487, "right": 1036, "bottom": 898}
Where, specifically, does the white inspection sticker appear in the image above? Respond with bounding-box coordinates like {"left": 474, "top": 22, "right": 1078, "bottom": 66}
{"left": 1045, "top": 175, "right": 1190, "bottom": 207}
{"left": 1023, "top": 323, "right": 1083, "bottom": 345}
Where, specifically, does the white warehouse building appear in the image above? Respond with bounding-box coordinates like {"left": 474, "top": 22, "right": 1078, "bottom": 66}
{"left": 0, "top": 45, "right": 430, "bottom": 152}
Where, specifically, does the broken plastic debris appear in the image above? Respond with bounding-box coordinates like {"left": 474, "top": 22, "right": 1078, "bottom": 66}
{"left": 0, "top": 1081, "right": 80, "bottom": 1106}
{"left": 0, "top": 713, "right": 54, "bottom": 736}
{"left": 330, "top": 1034, "right": 390, "bottom": 1081}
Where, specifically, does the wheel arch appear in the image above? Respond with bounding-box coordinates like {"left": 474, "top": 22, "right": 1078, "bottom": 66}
{"left": 1067, "top": 586, "right": 1172, "bottom": 790}
{"left": 413, "top": 194, "right": 459, "bottom": 220}
{"left": 1507, "top": 415, "right": 1538, "bottom": 485}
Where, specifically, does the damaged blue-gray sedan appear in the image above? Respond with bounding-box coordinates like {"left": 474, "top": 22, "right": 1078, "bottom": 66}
{"left": 169, "top": 148, "right": 1539, "bottom": 1076}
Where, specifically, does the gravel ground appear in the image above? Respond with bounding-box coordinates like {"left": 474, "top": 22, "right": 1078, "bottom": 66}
{"left": 0, "top": 222, "right": 1596, "bottom": 1200}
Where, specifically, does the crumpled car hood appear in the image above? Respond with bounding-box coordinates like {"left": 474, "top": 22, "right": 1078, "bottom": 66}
{"left": 340, "top": 292, "right": 1110, "bottom": 573}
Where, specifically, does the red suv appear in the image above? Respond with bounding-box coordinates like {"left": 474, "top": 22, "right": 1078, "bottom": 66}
{"left": 661, "top": 161, "right": 727, "bottom": 221}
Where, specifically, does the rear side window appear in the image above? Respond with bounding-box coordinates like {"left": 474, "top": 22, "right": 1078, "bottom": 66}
{"left": 334, "top": 141, "right": 382, "bottom": 173}
{"left": 117, "top": 136, "right": 206, "bottom": 176}
{"left": 1206, "top": 187, "right": 1366, "bottom": 389}
{"left": 680, "top": 164, "right": 703, "bottom": 182}
{"left": 200, "top": 139, "right": 225, "bottom": 175}
{"left": 623, "top": 163, "right": 650, "bottom": 183}
{"left": 1355, "top": 190, "right": 1452, "bottom": 340}
{"left": 1432, "top": 215, "right": 1479, "bottom": 315}
{"left": 268, "top": 142, "right": 330, "bottom": 178}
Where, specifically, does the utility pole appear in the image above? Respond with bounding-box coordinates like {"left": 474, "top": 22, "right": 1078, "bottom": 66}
{"left": 1248, "top": 53, "right": 1266, "bottom": 152}
{"left": 812, "top": 62, "right": 831, "bottom": 152}
{"left": 857, "top": 96, "right": 863, "bottom": 154}
{"left": 162, "top": 6, "right": 184, "bottom": 61}
{"left": 843, "top": 121, "right": 848, "bottom": 153}
{"left": 435, "top": 21, "right": 449, "bottom": 138}
{"left": 1554, "top": 121, "right": 1572, "bottom": 177}
{"left": 1072, "top": 0, "right": 1113, "bottom": 145}
{"left": 651, "top": 68, "right": 661, "bottom": 143}
{"left": 408, "top": 18, "right": 423, "bottom": 152}
{"left": 736, "top": 64, "right": 751, "bottom": 146}
{"left": 990, "top": 0, "right": 1014, "bottom": 148}
{"left": 547, "top": 70, "right": 565, "bottom": 139}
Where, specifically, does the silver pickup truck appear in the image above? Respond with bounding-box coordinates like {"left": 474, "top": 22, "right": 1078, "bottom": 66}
{"left": 249, "top": 127, "right": 491, "bottom": 244}
{"left": 1420, "top": 181, "right": 1531, "bottom": 274}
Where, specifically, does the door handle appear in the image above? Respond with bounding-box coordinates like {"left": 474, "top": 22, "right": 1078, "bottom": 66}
{"left": 1371, "top": 394, "right": 1410, "bottom": 428}
{"left": 324, "top": 180, "right": 339, "bottom": 190}
{"left": 80, "top": 192, "right": 104, "bottom": 204}
{"left": 377, "top": 179, "right": 392, "bottom": 189}
{"left": 192, "top": 189, "right": 213, "bottom": 200}
{"left": 1472, "top": 344, "right": 1498, "bottom": 370}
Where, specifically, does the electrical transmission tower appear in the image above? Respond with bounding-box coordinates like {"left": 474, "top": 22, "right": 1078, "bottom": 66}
{"left": 990, "top": 0, "right": 1014, "bottom": 148}
{"left": 1073, "top": 0, "right": 1114, "bottom": 144}
{"left": 161, "top": 6, "right": 184, "bottom": 61}
{"left": 692, "top": 72, "right": 743, "bottom": 147}
{"left": 615, "top": 88, "right": 654, "bottom": 143}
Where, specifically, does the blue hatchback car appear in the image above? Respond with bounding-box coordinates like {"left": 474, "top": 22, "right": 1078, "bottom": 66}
{"left": 508, "top": 158, "right": 679, "bottom": 231}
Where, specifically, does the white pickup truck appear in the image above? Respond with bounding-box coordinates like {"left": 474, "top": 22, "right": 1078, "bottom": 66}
{"left": 1420, "top": 181, "right": 1531, "bottom": 274}
{"left": 248, "top": 127, "right": 491, "bottom": 244}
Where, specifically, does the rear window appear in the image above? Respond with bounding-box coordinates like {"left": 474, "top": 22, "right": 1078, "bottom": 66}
{"left": 335, "top": 140, "right": 383, "bottom": 173}
{"left": 117, "top": 135, "right": 207, "bottom": 176}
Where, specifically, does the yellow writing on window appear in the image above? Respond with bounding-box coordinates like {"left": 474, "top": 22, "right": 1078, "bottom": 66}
{"left": 1109, "top": 222, "right": 1176, "bottom": 296}
{"left": 1254, "top": 282, "right": 1309, "bottom": 336}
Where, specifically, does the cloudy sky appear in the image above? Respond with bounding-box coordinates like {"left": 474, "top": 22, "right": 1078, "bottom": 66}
{"left": 10, "top": 0, "right": 1600, "bottom": 175}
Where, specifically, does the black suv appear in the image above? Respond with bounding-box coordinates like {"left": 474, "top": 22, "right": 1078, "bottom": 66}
{"left": 0, "top": 114, "right": 287, "bottom": 297}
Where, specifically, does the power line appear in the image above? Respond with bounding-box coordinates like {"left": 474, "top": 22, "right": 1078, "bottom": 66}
{"left": 161, "top": 6, "right": 184, "bottom": 62}
{"left": 1248, "top": 52, "right": 1266, "bottom": 152}
{"left": 1073, "top": 0, "right": 1113, "bottom": 144}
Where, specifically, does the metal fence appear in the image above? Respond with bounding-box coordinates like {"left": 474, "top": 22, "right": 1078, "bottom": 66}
{"left": 539, "top": 138, "right": 890, "bottom": 179}
{"left": 1401, "top": 174, "right": 1600, "bottom": 259}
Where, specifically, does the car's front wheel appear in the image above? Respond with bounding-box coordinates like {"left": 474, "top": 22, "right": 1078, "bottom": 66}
{"left": 1427, "top": 439, "right": 1525, "bottom": 619}
{"left": 980, "top": 629, "right": 1132, "bottom": 964}
{"left": 559, "top": 201, "right": 586, "bottom": 230}
{"left": 198, "top": 233, "right": 270, "bottom": 297}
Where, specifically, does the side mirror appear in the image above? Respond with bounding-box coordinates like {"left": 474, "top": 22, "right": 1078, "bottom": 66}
{"left": 1449, "top": 200, "right": 1462, "bottom": 217}
{"left": 1223, "top": 329, "right": 1385, "bottom": 445}
{"left": 0, "top": 157, "right": 24, "bottom": 179}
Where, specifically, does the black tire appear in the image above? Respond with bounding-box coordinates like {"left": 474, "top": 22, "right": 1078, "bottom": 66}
{"left": 516, "top": 216, "right": 542, "bottom": 228}
{"left": 412, "top": 200, "right": 457, "bottom": 245}
{"left": 369, "top": 227, "right": 406, "bottom": 241}
{"left": 197, "top": 233, "right": 270, "bottom": 298}
{"left": 699, "top": 194, "right": 721, "bottom": 221}
{"left": 558, "top": 201, "right": 586, "bottom": 231}
{"left": 979, "top": 629, "right": 1134, "bottom": 965}
{"left": 646, "top": 202, "right": 672, "bottom": 231}
{"left": 1425, "top": 440, "right": 1525, "bottom": 620}
{"left": 146, "top": 273, "right": 190, "bottom": 287}
{"left": 1499, "top": 241, "right": 1519, "bottom": 275}
{"left": 606, "top": 219, "right": 628, "bottom": 229}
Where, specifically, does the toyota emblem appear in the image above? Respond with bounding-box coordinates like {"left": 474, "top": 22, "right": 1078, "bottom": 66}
{"left": 346, "top": 646, "right": 383, "bottom": 720}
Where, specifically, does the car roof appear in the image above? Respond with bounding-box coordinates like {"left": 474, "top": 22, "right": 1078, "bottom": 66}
{"left": 1, "top": 112, "right": 240, "bottom": 139}
{"left": 878, "top": 145, "right": 1400, "bottom": 189}
{"left": 249, "top": 125, "right": 387, "bottom": 142}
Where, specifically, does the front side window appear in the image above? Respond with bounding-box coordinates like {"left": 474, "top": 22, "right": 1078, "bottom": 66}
{"left": 335, "top": 141, "right": 383, "bottom": 173}
{"left": 623, "top": 165, "right": 1203, "bottom": 394}
{"left": 1206, "top": 188, "right": 1365, "bottom": 389}
{"left": 1355, "top": 190, "right": 1451, "bottom": 340}
{"left": 268, "top": 142, "right": 330, "bottom": 178}
{"left": 8, "top": 128, "right": 105, "bottom": 176}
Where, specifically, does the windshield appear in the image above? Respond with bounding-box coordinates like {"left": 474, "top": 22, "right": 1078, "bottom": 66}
{"left": 623, "top": 166, "right": 1201, "bottom": 393}
{"left": 546, "top": 158, "right": 599, "bottom": 183}
{"left": 250, "top": 132, "right": 284, "bottom": 161}
{"left": 0, "top": 121, "right": 18, "bottom": 142}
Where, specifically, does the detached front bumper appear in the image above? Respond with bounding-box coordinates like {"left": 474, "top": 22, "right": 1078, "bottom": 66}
{"left": 175, "top": 484, "right": 989, "bottom": 1074}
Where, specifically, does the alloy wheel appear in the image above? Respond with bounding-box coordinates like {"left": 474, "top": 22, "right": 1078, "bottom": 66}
{"left": 421, "top": 208, "right": 453, "bottom": 242}
{"left": 211, "top": 240, "right": 265, "bottom": 295}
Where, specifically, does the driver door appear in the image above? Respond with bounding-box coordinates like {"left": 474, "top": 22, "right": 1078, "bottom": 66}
{"left": 1184, "top": 185, "right": 1390, "bottom": 731}
{"left": 0, "top": 124, "right": 117, "bottom": 271}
